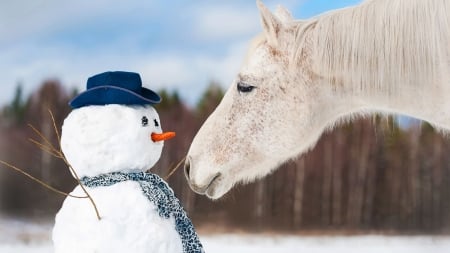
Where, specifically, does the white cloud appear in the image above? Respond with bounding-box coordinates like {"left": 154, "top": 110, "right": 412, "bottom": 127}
{"left": 190, "top": 5, "right": 260, "bottom": 42}
{"left": 0, "top": 0, "right": 159, "bottom": 45}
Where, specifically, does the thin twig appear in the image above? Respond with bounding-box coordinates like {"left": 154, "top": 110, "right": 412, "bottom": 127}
{"left": 46, "top": 110, "right": 102, "bottom": 220}
{"left": 164, "top": 156, "right": 186, "bottom": 181}
{"left": 28, "top": 124, "right": 57, "bottom": 151}
{"left": 48, "top": 109, "right": 61, "bottom": 144}
{"left": 0, "top": 160, "right": 87, "bottom": 199}
{"left": 64, "top": 157, "right": 101, "bottom": 220}
{"left": 28, "top": 138, "right": 63, "bottom": 159}
{"left": 23, "top": 109, "right": 102, "bottom": 220}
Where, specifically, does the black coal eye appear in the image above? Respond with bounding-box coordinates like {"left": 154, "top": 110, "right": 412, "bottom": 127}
{"left": 237, "top": 81, "right": 256, "bottom": 93}
{"left": 141, "top": 116, "right": 148, "bottom": 127}
{"left": 154, "top": 119, "right": 159, "bottom": 127}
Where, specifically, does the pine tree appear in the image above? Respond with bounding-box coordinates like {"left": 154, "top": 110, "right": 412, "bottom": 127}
{"left": 3, "top": 83, "right": 27, "bottom": 125}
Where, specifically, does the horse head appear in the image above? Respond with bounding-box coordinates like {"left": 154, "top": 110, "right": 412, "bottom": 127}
{"left": 185, "top": 1, "right": 327, "bottom": 199}
{"left": 185, "top": 0, "right": 450, "bottom": 199}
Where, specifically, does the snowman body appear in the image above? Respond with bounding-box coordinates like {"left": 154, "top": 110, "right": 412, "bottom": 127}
{"left": 53, "top": 182, "right": 182, "bottom": 253}
{"left": 53, "top": 104, "right": 183, "bottom": 253}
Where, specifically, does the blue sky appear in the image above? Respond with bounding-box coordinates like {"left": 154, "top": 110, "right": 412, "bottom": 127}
{"left": 0, "top": 0, "right": 362, "bottom": 107}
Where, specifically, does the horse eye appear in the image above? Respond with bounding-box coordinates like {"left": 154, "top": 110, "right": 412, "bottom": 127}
{"left": 237, "top": 82, "right": 256, "bottom": 93}
{"left": 141, "top": 116, "right": 148, "bottom": 127}
{"left": 154, "top": 119, "right": 159, "bottom": 127}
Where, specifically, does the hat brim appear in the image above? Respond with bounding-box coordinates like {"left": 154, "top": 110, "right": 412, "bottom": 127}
{"left": 69, "top": 85, "right": 161, "bottom": 109}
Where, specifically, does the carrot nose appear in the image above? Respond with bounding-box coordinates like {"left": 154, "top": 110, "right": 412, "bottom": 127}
{"left": 151, "top": 132, "right": 176, "bottom": 142}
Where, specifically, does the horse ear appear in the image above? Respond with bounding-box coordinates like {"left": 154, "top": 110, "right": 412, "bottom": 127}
{"left": 257, "top": 0, "right": 284, "bottom": 47}
{"left": 275, "top": 5, "right": 293, "bottom": 23}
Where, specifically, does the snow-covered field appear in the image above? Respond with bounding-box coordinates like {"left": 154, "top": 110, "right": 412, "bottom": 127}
{"left": 1, "top": 217, "right": 449, "bottom": 253}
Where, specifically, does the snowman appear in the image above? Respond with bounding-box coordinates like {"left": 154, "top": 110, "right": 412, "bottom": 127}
{"left": 52, "top": 71, "right": 204, "bottom": 253}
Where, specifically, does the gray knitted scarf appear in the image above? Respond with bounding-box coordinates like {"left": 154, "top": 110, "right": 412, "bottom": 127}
{"left": 80, "top": 171, "right": 204, "bottom": 253}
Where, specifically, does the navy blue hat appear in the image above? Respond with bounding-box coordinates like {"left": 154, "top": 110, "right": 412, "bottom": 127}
{"left": 69, "top": 71, "right": 161, "bottom": 108}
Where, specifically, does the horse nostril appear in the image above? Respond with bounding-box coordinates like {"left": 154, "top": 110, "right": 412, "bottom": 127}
{"left": 184, "top": 157, "right": 191, "bottom": 180}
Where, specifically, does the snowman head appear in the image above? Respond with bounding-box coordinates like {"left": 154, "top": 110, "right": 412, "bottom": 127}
{"left": 61, "top": 104, "right": 170, "bottom": 177}
{"left": 60, "top": 71, "right": 173, "bottom": 178}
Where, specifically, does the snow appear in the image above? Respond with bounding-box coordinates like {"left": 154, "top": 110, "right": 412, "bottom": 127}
{"left": 1, "top": 218, "right": 450, "bottom": 253}
{"left": 202, "top": 234, "right": 450, "bottom": 253}
{"left": 0, "top": 217, "right": 51, "bottom": 253}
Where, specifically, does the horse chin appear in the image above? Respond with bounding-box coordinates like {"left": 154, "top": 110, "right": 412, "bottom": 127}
{"left": 205, "top": 175, "right": 233, "bottom": 200}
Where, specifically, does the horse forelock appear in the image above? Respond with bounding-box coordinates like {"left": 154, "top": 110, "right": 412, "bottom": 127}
{"left": 243, "top": 35, "right": 266, "bottom": 65}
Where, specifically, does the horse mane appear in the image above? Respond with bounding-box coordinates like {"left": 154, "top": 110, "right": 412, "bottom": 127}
{"left": 291, "top": 0, "right": 450, "bottom": 96}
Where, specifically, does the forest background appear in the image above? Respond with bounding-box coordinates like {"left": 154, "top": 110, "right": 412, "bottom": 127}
{"left": 1, "top": 80, "right": 449, "bottom": 235}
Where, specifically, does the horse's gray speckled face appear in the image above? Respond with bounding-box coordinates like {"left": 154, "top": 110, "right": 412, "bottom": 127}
{"left": 185, "top": 2, "right": 319, "bottom": 199}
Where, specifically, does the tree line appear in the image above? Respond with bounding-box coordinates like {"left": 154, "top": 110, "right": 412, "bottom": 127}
{"left": 0, "top": 80, "right": 449, "bottom": 234}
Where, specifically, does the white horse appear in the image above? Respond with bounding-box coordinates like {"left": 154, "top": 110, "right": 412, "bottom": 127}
{"left": 185, "top": 0, "right": 450, "bottom": 199}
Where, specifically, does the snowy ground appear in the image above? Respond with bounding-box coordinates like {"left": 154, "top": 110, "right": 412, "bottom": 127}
{"left": 1, "top": 217, "right": 450, "bottom": 253}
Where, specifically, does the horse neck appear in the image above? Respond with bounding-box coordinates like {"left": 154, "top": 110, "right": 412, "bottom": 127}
{"left": 304, "top": 0, "right": 450, "bottom": 125}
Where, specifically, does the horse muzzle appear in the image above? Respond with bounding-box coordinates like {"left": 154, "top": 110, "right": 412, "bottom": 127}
{"left": 184, "top": 156, "right": 222, "bottom": 196}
